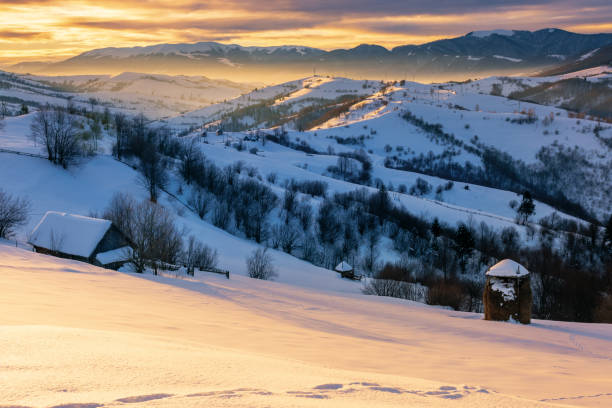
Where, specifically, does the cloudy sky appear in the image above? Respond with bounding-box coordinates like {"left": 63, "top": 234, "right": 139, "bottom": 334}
{"left": 1, "top": 0, "right": 611, "bottom": 64}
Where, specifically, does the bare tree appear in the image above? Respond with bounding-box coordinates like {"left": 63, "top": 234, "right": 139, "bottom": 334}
{"left": 113, "top": 112, "right": 127, "bottom": 159}
{"left": 212, "top": 201, "right": 231, "bottom": 229}
{"left": 138, "top": 140, "right": 168, "bottom": 203}
{"left": 104, "top": 193, "right": 183, "bottom": 273}
{"left": 0, "top": 189, "right": 29, "bottom": 238}
{"left": 271, "top": 222, "right": 301, "bottom": 254}
{"left": 31, "top": 104, "right": 80, "bottom": 168}
{"left": 184, "top": 235, "right": 219, "bottom": 274}
{"left": 180, "top": 139, "right": 204, "bottom": 185}
{"left": 189, "top": 188, "right": 211, "bottom": 219}
{"left": 88, "top": 97, "right": 98, "bottom": 113}
{"left": 363, "top": 229, "right": 380, "bottom": 273}
{"left": 0, "top": 101, "right": 9, "bottom": 120}
{"left": 246, "top": 247, "right": 276, "bottom": 280}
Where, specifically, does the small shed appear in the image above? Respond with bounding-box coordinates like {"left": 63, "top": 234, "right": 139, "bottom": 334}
{"left": 29, "top": 211, "right": 133, "bottom": 270}
{"left": 483, "top": 259, "right": 532, "bottom": 324}
{"left": 335, "top": 261, "right": 359, "bottom": 279}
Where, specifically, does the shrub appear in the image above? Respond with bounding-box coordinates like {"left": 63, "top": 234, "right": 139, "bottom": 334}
{"left": 426, "top": 279, "right": 465, "bottom": 310}
{"left": 246, "top": 248, "right": 276, "bottom": 280}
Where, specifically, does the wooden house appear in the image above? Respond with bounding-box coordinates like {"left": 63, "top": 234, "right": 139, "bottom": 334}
{"left": 29, "top": 211, "right": 133, "bottom": 270}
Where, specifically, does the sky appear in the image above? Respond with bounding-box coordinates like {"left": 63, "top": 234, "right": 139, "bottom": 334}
{"left": 1, "top": 0, "right": 611, "bottom": 64}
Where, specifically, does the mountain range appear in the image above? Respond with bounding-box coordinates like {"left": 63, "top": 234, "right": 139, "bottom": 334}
{"left": 8, "top": 28, "right": 612, "bottom": 82}
{"left": 6, "top": 28, "right": 612, "bottom": 83}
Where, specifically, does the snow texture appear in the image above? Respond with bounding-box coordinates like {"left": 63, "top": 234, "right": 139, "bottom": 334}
{"left": 490, "top": 277, "right": 516, "bottom": 301}
{"left": 486, "top": 259, "right": 529, "bottom": 277}
{"left": 29, "top": 211, "right": 111, "bottom": 258}
{"left": 335, "top": 261, "right": 353, "bottom": 272}
{"left": 95, "top": 246, "right": 133, "bottom": 265}
{"left": 1, "top": 243, "right": 612, "bottom": 407}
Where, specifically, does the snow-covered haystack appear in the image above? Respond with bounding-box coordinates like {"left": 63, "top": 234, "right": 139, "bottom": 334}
{"left": 483, "top": 259, "right": 532, "bottom": 324}
{"left": 334, "top": 261, "right": 356, "bottom": 279}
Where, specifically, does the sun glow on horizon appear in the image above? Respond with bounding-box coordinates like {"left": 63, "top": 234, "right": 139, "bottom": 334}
{"left": 0, "top": 1, "right": 610, "bottom": 65}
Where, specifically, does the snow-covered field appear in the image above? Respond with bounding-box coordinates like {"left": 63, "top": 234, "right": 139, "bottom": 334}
{"left": 2, "top": 243, "right": 611, "bottom": 408}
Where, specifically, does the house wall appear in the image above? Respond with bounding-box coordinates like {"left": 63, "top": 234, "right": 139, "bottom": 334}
{"left": 93, "top": 225, "right": 131, "bottom": 256}
{"left": 33, "top": 246, "right": 89, "bottom": 264}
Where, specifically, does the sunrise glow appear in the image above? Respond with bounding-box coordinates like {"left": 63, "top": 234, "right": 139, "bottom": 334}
{"left": 1, "top": 0, "right": 611, "bottom": 64}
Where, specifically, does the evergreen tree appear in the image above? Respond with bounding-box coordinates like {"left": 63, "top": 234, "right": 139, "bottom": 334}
{"left": 431, "top": 218, "right": 441, "bottom": 239}
{"left": 516, "top": 190, "right": 535, "bottom": 224}
{"left": 19, "top": 103, "right": 28, "bottom": 115}
{"left": 454, "top": 224, "right": 475, "bottom": 273}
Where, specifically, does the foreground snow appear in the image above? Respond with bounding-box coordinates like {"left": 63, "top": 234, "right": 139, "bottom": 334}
{"left": 1, "top": 243, "right": 611, "bottom": 407}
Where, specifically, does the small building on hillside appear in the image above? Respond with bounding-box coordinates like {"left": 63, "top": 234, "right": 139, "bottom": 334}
{"left": 29, "top": 211, "right": 133, "bottom": 270}
{"left": 335, "top": 261, "right": 359, "bottom": 280}
{"left": 483, "top": 259, "right": 532, "bottom": 324}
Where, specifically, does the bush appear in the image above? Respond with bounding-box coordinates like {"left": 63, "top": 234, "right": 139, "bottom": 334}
{"left": 426, "top": 279, "right": 465, "bottom": 310}
{"left": 184, "top": 235, "right": 219, "bottom": 274}
{"left": 363, "top": 279, "right": 423, "bottom": 301}
{"left": 409, "top": 178, "right": 432, "bottom": 196}
{"left": 0, "top": 189, "right": 29, "bottom": 238}
{"left": 288, "top": 179, "right": 328, "bottom": 197}
{"left": 246, "top": 248, "right": 276, "bottom": 280}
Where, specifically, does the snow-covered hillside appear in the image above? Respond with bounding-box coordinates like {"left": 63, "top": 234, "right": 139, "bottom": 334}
{"left": 166, "top": 74, "right": 611, "bottom": 219}
{"left": 28, "top": 72, "right": 253, "bottom": 118}
{"left": 1, "top": 242, "right": 611, "bottom": 407}
{"left": 0, "top": 109, "right": 582, "bottom": 282}
{"left": 167, "top": 76, "right": 380, "bottom": 128}
{"left": 0, "top": 70, "right": 252, "bottom": 119}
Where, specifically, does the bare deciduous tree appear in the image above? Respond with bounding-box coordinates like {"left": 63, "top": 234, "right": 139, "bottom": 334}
{"left": 0, "top": 189, "right": 29, "bottom": 239}
{"left": 246, "top": 247, "right": 276, "bottom": 280}
{"left": 138, "top": 140, "right": 168, "bottom": 203}
{"left": 113, "top": 112, "right": 127, "bottom": 159}
{"left": 189, "top": 188, "right": 211, "bottom": 219}
{"left": 31, "top": 104, "right": 80, "bottom": 168}
{"left": 184, "top": 235, "right": 219, "bottom": 275}
{"left": 104, "top": 193, "right": 183, "bottom": 273}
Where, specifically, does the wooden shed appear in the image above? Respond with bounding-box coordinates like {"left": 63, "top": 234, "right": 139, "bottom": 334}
{"left": 483, "top": 259, "right": 532, "bottom": 324}
{"left": 29, "top": 211, "right": 133, "bottom": 270}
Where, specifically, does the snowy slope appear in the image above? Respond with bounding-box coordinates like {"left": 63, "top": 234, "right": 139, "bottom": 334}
{"left": 171, "top": 74, "right": 611, "bottom": 218}
{"left": 166, "top": 76, "right": 380, "bottom": 128}
{"left": 27, "top": 72, "right": 253, "bottom": 119}
{"left": 0, "top": 97, "right": 594, "bottom": 283}
{"left": 1, "top": 242, "right": 611, "bottom": 407}
{"left": 0, "top": 70, "right": 252, "bottom": 119}
{"left": 0, "top": 150, "right": 360, "bottom": 293}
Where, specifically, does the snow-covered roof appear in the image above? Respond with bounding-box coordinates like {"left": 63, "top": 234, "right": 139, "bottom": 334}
{"left": 29, "top": 211, "right": 112, "bottom": 258}
{"left": 486, "top": 259, "right": 529, "bottom": 278}
{"left": 95, "top": 246, "right": 133, "bottom": 265}
{"left": 335, "top": 261, "right": 353, "bottom": 272}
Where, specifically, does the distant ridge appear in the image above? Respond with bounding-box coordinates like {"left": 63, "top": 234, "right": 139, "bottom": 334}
{"left": 8, "top": 28, "right": 612, "bottom": 82}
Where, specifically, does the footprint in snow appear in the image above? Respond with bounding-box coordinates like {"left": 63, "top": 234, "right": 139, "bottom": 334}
{"left": 115, "top": 393, "right": 174, "bottom": 403}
